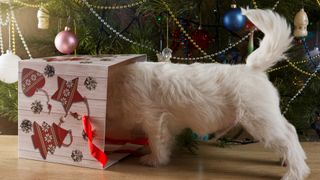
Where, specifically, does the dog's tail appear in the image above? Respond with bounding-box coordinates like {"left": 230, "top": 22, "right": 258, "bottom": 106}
{"left": 242, "top": 9, "right": 293, "bottom": 72}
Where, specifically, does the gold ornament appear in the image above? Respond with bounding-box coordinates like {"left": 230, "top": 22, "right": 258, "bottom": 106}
{"left": 293, "top": 8, "right": 308, "bottom": 38}
{"left": 37, "top": 7, "right": 49, "bottom": 29}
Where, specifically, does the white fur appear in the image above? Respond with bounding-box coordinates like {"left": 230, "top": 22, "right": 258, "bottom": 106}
{"left": 108, "top": 9, "right": 310, "bottom": 180}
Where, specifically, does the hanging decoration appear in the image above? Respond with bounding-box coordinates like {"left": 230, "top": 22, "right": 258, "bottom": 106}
{"left": 293, "top": 8, "right": 309, "bottom": 38}
{"left": 159, "top": 47, "right": 172, "bottom": 62}
{"left": 191, "top": 27, "right": 212, "bottom": 50}
{"left": 190, "top": 4, "right": 212, "bottom": 51}
{"left": 37, "top": 6, "right": 49, "bottom": 29}
{"left": 247, "top": 21, "right": 255, "bottom": 55}
{"left": 54, "top": 26, "right": 78, "bottom": 54}
{"left": 223, "top": 2, "right": 247, "bottom": 32}
{"left": 160, "top": 0, "right": 215, "bottom": 62}
{"left": 0, "top": 50, "right": 21, "bottom": 83}
{"left": 0, "top": 1, "right": 32, "bottom": 83}
{"left": 157, "top": 14, "right": 172, "bottom": 62}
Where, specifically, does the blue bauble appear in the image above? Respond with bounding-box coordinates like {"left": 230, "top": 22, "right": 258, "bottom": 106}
{"left": 223, "top": 8, "right": 247, "bottom": 31}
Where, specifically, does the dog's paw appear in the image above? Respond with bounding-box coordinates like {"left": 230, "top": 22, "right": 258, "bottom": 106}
{"left": 140, "top": 154, "right": 160, "bottom": 167}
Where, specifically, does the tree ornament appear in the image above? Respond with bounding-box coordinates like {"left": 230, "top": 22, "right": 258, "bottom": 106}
{"left": 157, "top": 15, "right": 172, "bottom": 62}
{"left": 293, "top": 8, "right": 308, "bottom": 38}
{"left": 162, "top": 47, "right": 172, "bottom": 59}
{"left": 248, "top": 31, "right": 254, "bottom": 55}
{"left": 245, "top": 20, "right": 255, "bottom": 30}
{"left": 157, "top": 47, "right": 172, "bottom": 62}
{"left": 191, "top": 27, "right": 212, "bottom": 50}
{"left": 54, "top": 26, "right": 78, "bottom": 54}
{"left": 246, "top": 21, "right": 255, "bottom": 55}
{"left": 223, "top": 3, "right": 246, "bottom": 32}
{"left": 0, "top": 50, "right": 21, "bottom": 83}
{"left": 156, "top": 15, "right": 162, "bottom": 23}
{"left": 37, "top": 6, "right": 49, "bottom": 29}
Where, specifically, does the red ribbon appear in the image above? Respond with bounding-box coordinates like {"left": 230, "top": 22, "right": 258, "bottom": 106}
{"left": 82, "top": 115, "right": 108, "bottom": 167}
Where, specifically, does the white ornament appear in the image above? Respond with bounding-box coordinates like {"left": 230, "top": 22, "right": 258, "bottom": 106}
{"left": 0, "top": 50, "right": 21, "bottom": 83}
{"left": 37, "top": 7, "right": 49, "bottom": 29}
{"left": 294, "top": 8, "right": 308, "bottom": 38}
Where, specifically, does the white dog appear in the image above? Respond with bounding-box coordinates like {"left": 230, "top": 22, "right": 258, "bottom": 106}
{"left": 108, "top": 9, "right": 310, "bottom": 180}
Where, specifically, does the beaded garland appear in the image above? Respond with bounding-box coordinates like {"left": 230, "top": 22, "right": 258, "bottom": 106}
{"left": 13, "top": 0, "right": 50, "bottom": 8}
{"left": 73, "top": 0, "right": 147, "bottom": 10}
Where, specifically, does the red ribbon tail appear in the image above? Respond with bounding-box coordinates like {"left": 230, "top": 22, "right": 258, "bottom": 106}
{"left": 82, "top": 115, "right": 108, "bottom": 167}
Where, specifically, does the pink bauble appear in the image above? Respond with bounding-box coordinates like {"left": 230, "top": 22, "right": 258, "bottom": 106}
{"left": 54, "top": 27, "right": 78, "bottom": 54}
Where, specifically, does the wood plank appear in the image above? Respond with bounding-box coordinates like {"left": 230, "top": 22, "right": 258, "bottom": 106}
{"left": 19, "top": 150, "right": 102, "bottom": 169}
{"left": 2, "top": 136, "right": 319, "bottom": 179}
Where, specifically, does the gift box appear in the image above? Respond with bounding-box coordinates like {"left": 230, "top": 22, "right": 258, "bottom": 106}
{"left": 18, "top": 54, "right": 147, "bottom": 169}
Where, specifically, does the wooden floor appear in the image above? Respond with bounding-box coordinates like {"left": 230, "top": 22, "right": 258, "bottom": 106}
{"left": 0, "top": 136, "right": 319, "bottom": 180}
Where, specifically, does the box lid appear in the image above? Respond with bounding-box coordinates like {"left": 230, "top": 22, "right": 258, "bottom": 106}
{"left": 21, "top": 54, "right": 146, "bottom": 67}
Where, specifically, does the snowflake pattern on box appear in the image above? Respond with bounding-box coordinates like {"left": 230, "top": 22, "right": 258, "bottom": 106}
{"left": 20, "top": 119, "right": 32, "bottom": 133}
{"left": 84, "top": 77, "right": 97, "bottom": 91}
{"left": 71, "top": 149, "right": 83, "bottom": 162}
{"left": 31, "top": 121, "right": 73, "bottom": 159}
{"left": 31, "top": 100, "right": 43, "bottom": 114}
{"left": 44, "top": 65, "right": 55, "bottom": 78}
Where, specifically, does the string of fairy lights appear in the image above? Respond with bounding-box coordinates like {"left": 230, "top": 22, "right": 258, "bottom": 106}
{"left": 2, "top": 0, "right": 320, "bottom": 115}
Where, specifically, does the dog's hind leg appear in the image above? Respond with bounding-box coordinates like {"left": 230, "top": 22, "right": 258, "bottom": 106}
{"left": 240, "top": 112, "right": 310, "bottom": 180}
{"left": 139, "top": 112, "right": 174, "bottom": 167}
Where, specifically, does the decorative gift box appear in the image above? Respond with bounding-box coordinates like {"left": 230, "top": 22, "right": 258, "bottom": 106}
{"left": 18, "top": 54, "right": 147, "bottom": 169}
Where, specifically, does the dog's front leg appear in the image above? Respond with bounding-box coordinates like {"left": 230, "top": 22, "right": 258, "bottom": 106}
{"left": 140, "top": 112, "right": 173, "bottom": 167}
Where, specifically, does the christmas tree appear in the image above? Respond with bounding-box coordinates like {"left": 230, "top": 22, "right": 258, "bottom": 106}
{"left": 0, "top": 0, "right": 319, "bottom": 143}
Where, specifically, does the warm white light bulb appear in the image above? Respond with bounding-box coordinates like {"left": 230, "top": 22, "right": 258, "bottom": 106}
{"left": 0, "top": 50, "right": 21, "bottom": 83}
